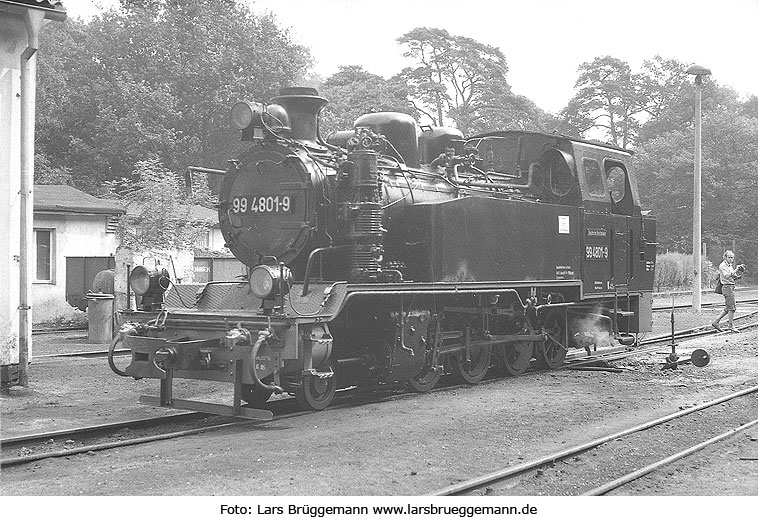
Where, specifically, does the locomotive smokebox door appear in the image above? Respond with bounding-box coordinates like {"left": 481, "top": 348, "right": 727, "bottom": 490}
{"left": 219, "top": 144, "right": 315, "bottom": 266}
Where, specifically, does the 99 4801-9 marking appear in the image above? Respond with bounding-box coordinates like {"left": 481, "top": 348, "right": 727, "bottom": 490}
{"left": 231, "top": 195, "right": 293, "bottom": 214}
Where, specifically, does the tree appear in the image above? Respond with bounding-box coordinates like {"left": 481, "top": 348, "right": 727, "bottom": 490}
{"left": 558, "top": 56, "right": 647, "bottom": 148}
{"left": 397, "top": 28, "right": 452, "bottom": 126}
{"left": 634, "top": 55, "right": 692, "bottom": 142}
{"left": 634, "top": 107, "right": 758, "bottom": 267}
{"left": 633, "top": 131, "right": 694, "bottom": 252}
{"left": 102, "top": 159, "right": 212, "bottom": 250}
{"left": 699, "top": 109, "right": 758, "bottom": 266}
{"left": 397, "top": 27, "right": 543, "bottom": 134}
{"left": 636, "top": 56, "right": 744, "bottom": 144}
{"left": 35, "top": 0, "right": 312, "bottom": 192}
{"left": 559, "top": 55, "right": 749, "bottom": 150}
{"left": 318, "top": 66, "right": 415, "bottom": 135}
{"left": 742, "top": 95, "right": 758, "bottom": 120}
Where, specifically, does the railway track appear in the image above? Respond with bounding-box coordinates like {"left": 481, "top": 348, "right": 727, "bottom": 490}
{"left": 7, "top": 313, "right": 756, "bottom": 469}
{"left": 652, "top": 295, "right": 758, "bottom": 311}
{"left": 560, "top": 310, "right": 758, "bottom": 371}
{"left": 0, "top": 386, "right": 416, "bottom": 467}
{"left": 0, "top": 413, "right": 244, "bottom": 467}
{"left": 430, "top": 384, "right": 758, "bottom": 496}
{"left": 34, "top": 349, "right": 129, "bottom": 361}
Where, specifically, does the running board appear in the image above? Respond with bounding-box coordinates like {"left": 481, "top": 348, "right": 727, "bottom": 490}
{"left": 139, "top": 395, "right": 273, "bottom": 421}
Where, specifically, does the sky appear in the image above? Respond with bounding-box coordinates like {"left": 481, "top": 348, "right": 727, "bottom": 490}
{"left": 64, "top": 0, "right": 758, "bottom": 114}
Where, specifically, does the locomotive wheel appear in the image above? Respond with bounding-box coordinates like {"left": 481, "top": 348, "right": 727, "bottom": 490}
{"left": 535, "top": 312, "right": 567, "bottom": 370}
{"left": 451, "top": 344, "right": 490, "bottom": 384}
{"left": 295, "top": 365, "right": 336, "bottom": 411}
{"left": 406, "top": 366, "right": 442, "bottom": 393}
{"left": 493, "top": 342, "right": 533, "bottom": 376}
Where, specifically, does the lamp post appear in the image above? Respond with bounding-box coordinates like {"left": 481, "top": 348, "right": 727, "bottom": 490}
{"left": 687, "top": 64, "right": 711, "bottom": 312}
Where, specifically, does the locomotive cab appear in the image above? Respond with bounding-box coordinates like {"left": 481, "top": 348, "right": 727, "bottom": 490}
{"left": 458, "top": 130, "right": 655, "bottom": 335}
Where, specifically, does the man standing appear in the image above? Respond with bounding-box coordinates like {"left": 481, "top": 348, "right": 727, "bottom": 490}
{"left": 711, "top": 250, "right": 745, "bottom": 332}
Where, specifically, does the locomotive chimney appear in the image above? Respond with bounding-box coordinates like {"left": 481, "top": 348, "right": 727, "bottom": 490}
{"left": 272, "top": 87, "right": 327, "bottom": 143}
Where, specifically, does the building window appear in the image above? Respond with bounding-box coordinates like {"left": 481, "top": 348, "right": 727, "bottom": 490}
{"left": 196, "top": 229, "right": 210, "bottom": 249}
{"left": 34, "top": 229, "right": 55, "bottom": 282}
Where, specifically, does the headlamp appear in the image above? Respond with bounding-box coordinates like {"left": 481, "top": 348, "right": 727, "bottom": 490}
{"left": 249, "top": 264, "right": 291, "bottom": 300}
{"left": 130, "top": 265, "right": 170, "bottom": 310}
{"left": 230, "top": 101, "right": 264, "bottom": 130}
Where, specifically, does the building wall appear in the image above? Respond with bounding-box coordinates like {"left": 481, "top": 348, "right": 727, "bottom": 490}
{"left": 32, "top": 213, "right": 120, "bottom": 323}
{"left": 210, "top": 226, "right": 226, "bottom": 252}
{"left": 0, "top": 15, "right": 26, "bottom": 368}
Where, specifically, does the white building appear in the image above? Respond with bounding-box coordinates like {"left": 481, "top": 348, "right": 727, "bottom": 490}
{"left": 32, "top": 184, "right": 124, "bottom": 321}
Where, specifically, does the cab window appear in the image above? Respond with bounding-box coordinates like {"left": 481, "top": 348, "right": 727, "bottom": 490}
{"left": 583, "top": 158, "right": 604, "bottom": 198}
{"left": 473, "top": 137, "right": 519, "bottom": 174}
{"left": 605, "top": 165, "right": 627, "bottom": 203}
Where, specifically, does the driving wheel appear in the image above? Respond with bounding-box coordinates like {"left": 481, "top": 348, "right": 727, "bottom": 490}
{"left": 406, "top": 366, "right": 442, "bottom": 393}
{"left": 493, "top": 342, "right": 533, "bottom": 376}
{"left": 535, "top": 311, "right": 567, "bottom": 369}
{"left": 451, "top": 344, "right": 490, "bottom": 384}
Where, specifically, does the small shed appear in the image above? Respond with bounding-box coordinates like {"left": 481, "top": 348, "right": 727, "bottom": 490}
{"left": 33, "top": 184, "right": 124, "bottom": 317}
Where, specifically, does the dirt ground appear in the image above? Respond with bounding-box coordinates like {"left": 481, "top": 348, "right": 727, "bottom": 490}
{"left": 1, "top": 291, "right": 757, "bottom": 499}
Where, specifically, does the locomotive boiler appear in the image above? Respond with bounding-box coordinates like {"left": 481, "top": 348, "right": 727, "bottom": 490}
{"left": 109, "top": 87, "right": 656, "bottom": 418}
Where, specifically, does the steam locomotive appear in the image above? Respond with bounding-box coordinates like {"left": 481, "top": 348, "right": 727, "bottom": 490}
{"left": 109, "top": 87, "right": 656, "bottom": 419}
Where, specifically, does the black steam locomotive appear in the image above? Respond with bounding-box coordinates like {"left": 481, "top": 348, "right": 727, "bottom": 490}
{"left": 109, "top": 87, "right": 656, "bottom": 419}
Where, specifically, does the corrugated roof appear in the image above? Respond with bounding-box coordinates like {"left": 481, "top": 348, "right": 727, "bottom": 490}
{"left": 34, "top": 185, "right": 125, "bottom": 215}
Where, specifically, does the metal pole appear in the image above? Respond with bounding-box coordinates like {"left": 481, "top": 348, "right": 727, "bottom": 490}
{"left": 692, "top": 75, "right": 703, "bottom": 312}
{"left": 18, "top": 10, "right": 44, "bottom": 387}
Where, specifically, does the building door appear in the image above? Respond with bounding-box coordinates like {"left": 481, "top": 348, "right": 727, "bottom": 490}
{"left": 66, "top": 256, "right": 115, "bottom": 310}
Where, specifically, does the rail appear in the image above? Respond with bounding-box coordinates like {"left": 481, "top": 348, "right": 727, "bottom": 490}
{"left": 430, "top": 383, "right": 758, "bottom": 496}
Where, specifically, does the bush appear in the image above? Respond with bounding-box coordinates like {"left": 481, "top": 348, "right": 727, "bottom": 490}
{"left": 654, "top": 251, "right": 716, "bottom": 292}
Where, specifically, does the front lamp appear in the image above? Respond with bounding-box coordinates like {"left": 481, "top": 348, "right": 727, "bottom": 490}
{"left": 130, "top": 266, "right": 170, "bottom": 295}
{"left": 249, "top": 264, "right": 291, "bottom": 300}
{"left": 230, "top": 101, "right": 265, "bottom": 130}
{"left": 130, "top": 266, "right": 170, "bottom": 310}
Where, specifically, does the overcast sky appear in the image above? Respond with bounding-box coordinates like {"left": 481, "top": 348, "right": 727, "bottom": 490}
{"left": 66, "top": 0, "right": 758, "bottom": 114}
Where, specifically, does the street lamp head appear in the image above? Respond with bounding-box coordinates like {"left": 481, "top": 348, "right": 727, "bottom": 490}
{"left": 686, "top": 64, "right": 711, "bottom": 76}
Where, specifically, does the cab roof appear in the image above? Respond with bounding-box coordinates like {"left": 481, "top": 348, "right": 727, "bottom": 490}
{"left": 467, "top": 130, "right": 634, "bottom": 156}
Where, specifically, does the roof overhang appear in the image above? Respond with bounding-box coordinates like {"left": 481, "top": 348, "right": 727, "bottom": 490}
{"left": 35, "top": 209, "right": 124, "bottom": 216}
{"left": 0, "top": 1, "right": 67, "bottom": 22}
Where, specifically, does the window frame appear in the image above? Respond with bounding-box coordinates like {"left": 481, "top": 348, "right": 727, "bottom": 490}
{"left": 34, "top": 228, "right": 56, "bottom": 284}
{"left": 196, "top": 229, "right": 211, "bottom": 249}
{"left": 604, "top": 161, "right": 628, "bottom": 204}
{"left": 582, "top": 157, "right": 606, "bottom": 199}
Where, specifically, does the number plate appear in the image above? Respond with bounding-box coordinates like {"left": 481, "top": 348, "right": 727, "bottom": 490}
{"left": 231, "top": 195, "right": 293, "bottom": 214}
{"left": 585, "top": 245, "right": 608, "bottom": 260}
